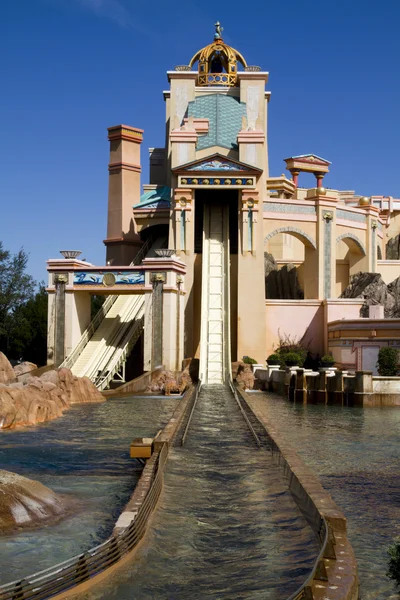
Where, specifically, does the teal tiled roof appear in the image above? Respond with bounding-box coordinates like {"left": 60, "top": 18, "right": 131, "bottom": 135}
{"left": 134, "top": 186, "right": 171, "bottom": 209}
{"left": 188, "top": 94, "right": 246, "bottom": 151}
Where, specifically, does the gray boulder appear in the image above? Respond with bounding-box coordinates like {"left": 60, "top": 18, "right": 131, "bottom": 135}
{"left": 386, "top": 234, "right": 400, "bottom": 259}
{"left": 340, "top": 272, "right": 397, "bottom": 317}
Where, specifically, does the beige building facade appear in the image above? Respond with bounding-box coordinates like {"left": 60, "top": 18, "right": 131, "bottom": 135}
{"left": 46, "top": 25, "right": 400, "bottom": 385}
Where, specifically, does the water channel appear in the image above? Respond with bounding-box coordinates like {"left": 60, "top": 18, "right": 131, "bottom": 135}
{"left": 247, "top": 393, "right": 400, "bottom": 600}
{"left": 0, "top": 395, "right": 179, "bottom": 585}
{"left": 80, "top": 386, "right": 319, "bottom": 600}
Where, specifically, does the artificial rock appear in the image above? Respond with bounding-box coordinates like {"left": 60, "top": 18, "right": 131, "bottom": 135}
{"left": 0, "top": 470, "right": 64, "bottom": 532}
{"left": 0, "top": 355, "right": 104, "bottom": 430}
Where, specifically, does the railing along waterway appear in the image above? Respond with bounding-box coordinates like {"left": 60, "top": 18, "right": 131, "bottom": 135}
{"left": 0, "top": 385, "right": 338, "bottom": 600}
{"left": 0, "top": 443, "right": 168, "bottom": 600}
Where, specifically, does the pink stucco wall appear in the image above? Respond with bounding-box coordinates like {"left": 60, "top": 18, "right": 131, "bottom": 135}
{"left": 265, "top": 301, "right": 324, "bottom": 357}
{"left": 265, "top": 299, "right": 364, "bottom": 358}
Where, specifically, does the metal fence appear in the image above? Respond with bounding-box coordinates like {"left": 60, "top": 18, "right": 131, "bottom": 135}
{"left": 0, "top": 443, "right": 168, "bottom": 600}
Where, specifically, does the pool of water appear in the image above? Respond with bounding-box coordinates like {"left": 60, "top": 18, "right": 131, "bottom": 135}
{"left": 82, "top": 386, "right": 319, "bottom": 600}
{"left": 252, "top": 394, "right": 400, "bottom": 600}
{"left": 0, "top": 396, "right": 178, "bottom": 584}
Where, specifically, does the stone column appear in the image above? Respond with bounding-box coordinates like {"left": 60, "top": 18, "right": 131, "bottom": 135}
{"left": 151, "top": 273, "right": 165, "bottom": 369}
{"left": 363, "top": 204, "right": 380, "bottom": 273}
{"left": 237, "top": 189, "right": 267, "bottom": 364}
{"left": 53, "top": 273, "right": 68, "bottom": 367}
{"left": 290, "top": 170, "right": 300, "bottom": 187}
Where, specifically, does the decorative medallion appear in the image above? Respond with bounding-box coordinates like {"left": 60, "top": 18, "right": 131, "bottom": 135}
{"left": 102, "top": 273, "right": 116, "bottom": 287}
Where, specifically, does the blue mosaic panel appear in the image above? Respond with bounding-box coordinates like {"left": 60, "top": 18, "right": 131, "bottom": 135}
{"left": 263, "top": 203, "right": 316, "bottom": 214}
{"left": 187, "top": 94, "right": 246, "bottom": 151}
{"left": 336, "top": 209, "right": 366, "bottom": 223}
{"left": 74, "top": 272, "right": 145, "bottom": 285}
{"left": 186, "top": 158, "right": 247, "bottom": 171}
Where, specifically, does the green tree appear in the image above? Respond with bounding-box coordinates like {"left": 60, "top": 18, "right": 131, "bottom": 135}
{"left": 9, "top": 284, "right": 48, "bottom": 365}
{"left": 0, "top": 242, "right": 35, "bottom": 355}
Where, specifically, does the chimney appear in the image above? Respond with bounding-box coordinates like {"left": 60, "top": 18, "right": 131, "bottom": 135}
{"left": 104, "top": 124, "right": 143, "bottom": 265}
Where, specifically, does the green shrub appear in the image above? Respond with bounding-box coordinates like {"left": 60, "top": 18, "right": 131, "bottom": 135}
{"left": 267, "top": 353, "right": 280, "bottom": 363}
{"left": 243, "top": 356, "right": 257, "bottom": 365}
{"left": 283, "top": 352, "right": 303, "bottom": 366}
{"left": 387, "top": 540, "right": 400, "bottom": 586}
{"left": 377, "top": 347, "right": 399, "bottom": 376}
{"left": 275, "top": 331, "right": 308, "bottom": 365}
{"left": 321, "top": 354, "right": 335, "bottom": 364}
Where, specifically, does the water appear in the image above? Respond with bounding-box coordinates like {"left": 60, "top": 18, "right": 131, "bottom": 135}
{"left": 0, "top": 396, "right": 178, "bottom": 584}
{"left": 250, "top": 394, "right": 400, "bottom": 600}
{"left": 81, "top": 386, "right": 319, "bottom": 600}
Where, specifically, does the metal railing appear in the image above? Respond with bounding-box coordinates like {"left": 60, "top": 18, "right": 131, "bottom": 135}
{"left": 229, "top": 380, "right": 261, "bottom": 448}
{"left": 0, "top": 442, "right": 168, "bottom": 600}
{"left": 94, "top": 314, "right": 145, "bottom": 390}
{"left": 286, "top": 517, "right": 331, "bottom": 600}
{"left": 60, "top": 236, "right": 153, "bottom": 372}
{"left": 234, "top": 385, "right": 334, "bottom": 600}
{"left": 180, "top": 380, "right": 201, "bottom": 446}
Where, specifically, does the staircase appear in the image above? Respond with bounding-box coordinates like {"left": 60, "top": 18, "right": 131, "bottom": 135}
{"left": 60, "top": 236, "right": 165, "bottom": 389}
{"left": 70, "top": 294, "right": 145, "bottom": 388}
{"left": 199, "top": 203, "right": 231, "bottom": 384}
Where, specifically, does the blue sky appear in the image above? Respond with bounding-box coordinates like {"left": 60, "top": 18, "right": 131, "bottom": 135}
{"left": 2, "top": 0, "right": 400, "bottom": 282}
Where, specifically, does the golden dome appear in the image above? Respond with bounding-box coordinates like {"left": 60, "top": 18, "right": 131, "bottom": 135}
{"left": 189, "top": 22, "right": 247, "bottom": 87}
{"left": 358, "top": 196, "right": 370, "bottom": 206}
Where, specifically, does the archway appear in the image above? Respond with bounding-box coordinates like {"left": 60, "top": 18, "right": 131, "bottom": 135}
{"left": 264, "top": 227, "right": 318, "bottom": 299}
{"left": 336, "top": 233, "right": 366, "bottom": 296}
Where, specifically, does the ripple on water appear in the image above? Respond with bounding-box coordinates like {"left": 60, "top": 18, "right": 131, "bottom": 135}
{"left": 0, "top": 396, "right": 179, "bottom": 584}
{"left": 82, "top": 386, "right": 319, "bottom": 600}
{"left": 251, "top": 395, "right": 400, "bottom": 600}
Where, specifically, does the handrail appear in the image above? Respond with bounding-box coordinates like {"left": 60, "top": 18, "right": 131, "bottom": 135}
{"left": 60, "top": 236, "right": 153, "bottom": 371}
{"left": 229, "top": 380, "right": 261, "bottom": 448}
{"left": 286, "top": 517, "right": 330, "bottom": 600}
{"left": 0, "top": 443, "right": 168, "bottom": 600}
{"left": 94, "top": 314, "right": 145, "bottom": 390}
{"left": 83, "top": 295, "right": 144, "bottom": 382}
{"left": 235, "top": 385, "right": 333, "bottom": 600}
{"left": 180, "top": 380, "right": 201, "bottom": 446}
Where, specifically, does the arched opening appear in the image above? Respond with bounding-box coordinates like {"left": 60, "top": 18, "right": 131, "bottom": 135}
{"left": 377, "top": 245, "right": 382, "bottom": 260}
{"left": 336, "top": 234, "right": 366, "bottom": 296}
{"left": 264, "top": 228, "right": 317, "bottom": 299}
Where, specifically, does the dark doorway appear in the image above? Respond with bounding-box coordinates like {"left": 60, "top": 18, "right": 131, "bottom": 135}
{"left": 194, "top": 189, "right": 238, "bottom": 254}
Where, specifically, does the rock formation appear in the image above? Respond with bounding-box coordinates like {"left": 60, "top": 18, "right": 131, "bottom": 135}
{"left": 265, "top": 252, "right": 304, "bottom": 299}
{"left": 13, "top": 361, "right": 37, "bottom": 379}
{"left": 0, "top": 470, "right": 64, "bottom": 532}
{"left": 0, "top": 352, "right": 16, "bottom": 385}
{"left": 148, "top": 368, "right": 192, "bottom": 395}
{"left": 236, "top": 364, "right": 255, "bottom": 390}
{"left": 0, "top": 355, "right": 104, "bottom": 430}
{"left": 386, "top": 234, "right": 400, "bottom": 259}
{"left": 340, "top": 272, "right": 400, "bottom": 317}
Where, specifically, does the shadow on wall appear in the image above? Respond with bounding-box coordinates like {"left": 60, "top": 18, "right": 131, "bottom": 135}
{"left": 265, "top": 253, "right": 304, "bottom": 299}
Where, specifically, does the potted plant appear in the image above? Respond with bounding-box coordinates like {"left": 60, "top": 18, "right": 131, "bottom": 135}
{"left": 283, "top": 352, "right": 302, "bottom": 367}
{"left": 242, "top": 356, "right": 257, "bottom": 365}
{"left": 266, "top": 353, "right": 280, "bottom": 366}
{"left": 321, "top": 354, "right": 335, "bottom": 368}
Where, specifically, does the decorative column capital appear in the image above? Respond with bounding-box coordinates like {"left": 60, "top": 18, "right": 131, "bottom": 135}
{"left": 322, "top": 211, "right": 333, "bottom": 222}
{"left": 53, "top": 273, "right": 68, "bottom": 284}
{"left": 151, "top": 272, "right": 166, "bottom": 284}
